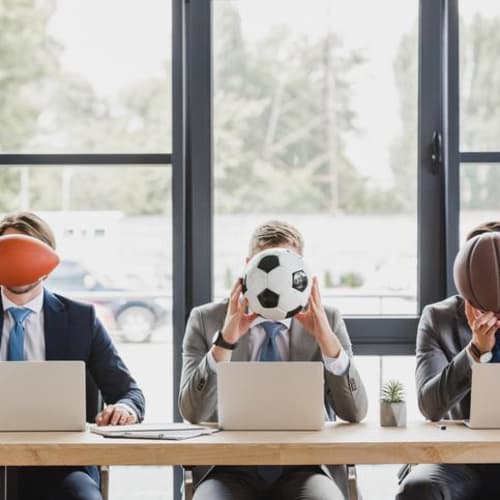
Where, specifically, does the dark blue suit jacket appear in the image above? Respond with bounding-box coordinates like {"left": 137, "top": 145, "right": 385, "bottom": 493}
{"left": 0, "top": 289, "right": 145, "bottom": 421}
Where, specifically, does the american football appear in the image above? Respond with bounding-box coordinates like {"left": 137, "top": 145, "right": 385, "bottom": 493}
{"left": 0, "top": 234, "right": 60, "bottom": 287}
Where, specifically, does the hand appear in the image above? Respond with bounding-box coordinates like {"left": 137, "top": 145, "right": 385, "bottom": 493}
{"left": 295, "top": 277, "right": 342, "bottom": 358}
{"left": 220, "top": 279, "right": 258, "bottom": 344}
{"left": 95, "top": 405, "right": 137, "bottom": 426}
{"left": 464, "top": 300, "right": 500, "bottom": 354}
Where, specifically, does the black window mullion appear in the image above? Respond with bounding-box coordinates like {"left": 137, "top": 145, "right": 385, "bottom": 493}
{"left": 443, "top": 0, "right": 460, "bottom": 296}
{"left": 0, "top": 154, "right": 171, "bottom": 165}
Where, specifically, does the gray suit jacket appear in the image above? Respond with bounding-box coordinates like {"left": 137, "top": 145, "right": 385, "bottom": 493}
{"left": 179, "top": 300, "right": 368, "bottom": 493}
{"left": 416, "top": 295, "right": 474, "bottom": 421}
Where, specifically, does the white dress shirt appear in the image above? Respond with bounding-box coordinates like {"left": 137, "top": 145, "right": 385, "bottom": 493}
{"left": 208, "top": 316, "right": 349, "bottom": 375}
{"left": 0, "top": 288, "right": 45, "bottom": 361}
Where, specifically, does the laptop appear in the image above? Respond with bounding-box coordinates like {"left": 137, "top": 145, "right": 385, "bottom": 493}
{"left": 217, "top": 361, "right": 324, "bottom": 430}
{"left": 465, "top": 363, "right": 500, "bottom": 429}
{"left": 0, "top": 361, "right": 86, "bottom": 431}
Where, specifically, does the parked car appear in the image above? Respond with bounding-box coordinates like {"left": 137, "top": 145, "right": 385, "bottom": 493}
{"left": 45, "top": 260, "right": 168, "bottom": 343}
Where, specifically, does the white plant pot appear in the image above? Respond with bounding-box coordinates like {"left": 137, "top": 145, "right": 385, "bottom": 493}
{"left": 380, "top": 401, "right": 406, "bottom": 427}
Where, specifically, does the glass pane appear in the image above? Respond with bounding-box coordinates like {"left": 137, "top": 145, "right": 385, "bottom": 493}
{"left": 213, "top": 0, "right": 418, "bottom": 315}
{"left": 356, "top": 355, "right": 422, "bottom": 500}
{"left": 460, "top": 1, "right": 500, "bottom": 151}
{"left": 0, "top": 0, "right": 171, "bottom": 154}
{"left": 460, "top": 163, "right": 500, "bottom": 240}
{"left": 3, "top": 165, "right": 172, "bottom": 499}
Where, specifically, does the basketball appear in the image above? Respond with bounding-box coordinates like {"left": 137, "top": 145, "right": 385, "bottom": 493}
{"left": 453, "top": 232, "right": 500, "bottom": 312}
{"left": 0, "top": 234, "right": 60, "bottom": 287}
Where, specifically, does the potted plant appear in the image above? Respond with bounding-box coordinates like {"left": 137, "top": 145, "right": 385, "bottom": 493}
{"left": 380, "top": 379, "right": 406, "bottom": 427}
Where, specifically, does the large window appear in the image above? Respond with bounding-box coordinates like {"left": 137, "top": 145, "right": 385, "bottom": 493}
{"left": 1, "top": 0, "right": 171, "bottom": 154}
{"left": 213, "top": 0, "right": 418, "bottom": 315}
{"left": 1, "top": 0, "right": 173, "bottom": 498}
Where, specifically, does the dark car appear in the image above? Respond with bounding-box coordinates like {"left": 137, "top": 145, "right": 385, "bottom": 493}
{"left": 45, "top": 260, "right": 168, "bottom": 343}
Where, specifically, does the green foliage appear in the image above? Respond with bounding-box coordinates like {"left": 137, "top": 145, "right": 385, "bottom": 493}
{"left": 380, "top": 379, "right": 405, "bottom": 403}
{"left": 213, "top": 3, "right": 399, "bottom": 214}
{"left": 338, "top": 271, "right": 364, "bottom": 288}
{"left": 323, "top": 270, "right": 335, "bottom": 288}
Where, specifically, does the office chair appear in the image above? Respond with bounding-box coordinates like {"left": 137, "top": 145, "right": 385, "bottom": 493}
{"left": 183, "top": 464, "right": 360, "bottom": 500}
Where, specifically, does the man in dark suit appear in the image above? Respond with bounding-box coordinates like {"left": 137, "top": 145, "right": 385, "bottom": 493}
{"left": 0, "top": 211, "right": 146, "bottom": 500}
{"left": 179, "top": 220, "right": 367, "bottom": 500}
{"left": 397, "top": 221, "right": 500, "bottom": 499}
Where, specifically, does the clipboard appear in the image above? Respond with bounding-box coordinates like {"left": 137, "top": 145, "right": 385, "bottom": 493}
{"left": 91, "top": 423, "right": 220, "bottom": 440}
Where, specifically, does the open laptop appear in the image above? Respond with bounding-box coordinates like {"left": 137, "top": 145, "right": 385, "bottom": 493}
{"left": 0, "top": 361, "right": 86, "bottom": 431}
{"left": 217, "top": 361, "right": 324, "bottom": 430}
{"left": 465, "top": 363, "right": 500, "bottom": 429}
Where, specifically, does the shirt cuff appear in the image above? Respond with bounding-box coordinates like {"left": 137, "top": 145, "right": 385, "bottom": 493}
{"left": 465, "top": 344, "right": 477, "bottom": 366}
{"left": 114, "top": 403, "right": 138, "bottom": 421}
{"left": 207, "top": 349, "right": 218, "bottom": 374}
{"left": 322, "top": 348, "right": 350, "bottom": 376}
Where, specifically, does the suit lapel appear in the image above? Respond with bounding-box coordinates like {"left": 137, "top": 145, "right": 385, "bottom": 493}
{"left": 43, "top": 289, "right": 68, "bottom": 360}
{"left": 289, "top": 318, "right": 317, "bottom": 361}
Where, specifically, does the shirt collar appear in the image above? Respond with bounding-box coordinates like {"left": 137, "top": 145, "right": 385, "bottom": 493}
{"left": 251, "top": 316, "right": 291, "bottom": 330}
{"left": 1, "top": 287, "right": 44, "bottom": 314}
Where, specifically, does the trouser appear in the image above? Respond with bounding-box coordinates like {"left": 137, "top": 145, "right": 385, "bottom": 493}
{"left": 15, "top": 466, "right": 102, "bottom": 500}
{"left": 193, "top": 465, "right": 345, "bottom": 500}
{"left": 396, "top": 463, "right": 500, "bottom": 500}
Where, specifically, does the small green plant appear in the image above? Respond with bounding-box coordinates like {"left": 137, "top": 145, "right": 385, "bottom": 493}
{"left": 380, "top": 379, "right": 405, "bottom": 403}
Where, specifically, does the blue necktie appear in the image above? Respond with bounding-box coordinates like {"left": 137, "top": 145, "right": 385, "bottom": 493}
{"left": 259, "top": 321, "right": 283, "bottom": 362}
{"left": 7, "top": 307, "right": 32, "bottom": 361}
{"left": 257, "top": 321, "right": 284, "bottom": 483}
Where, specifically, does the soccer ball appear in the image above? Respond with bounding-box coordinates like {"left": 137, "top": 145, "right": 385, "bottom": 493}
{"left": 242, "top": 248, "right": 312, "bottom": 321}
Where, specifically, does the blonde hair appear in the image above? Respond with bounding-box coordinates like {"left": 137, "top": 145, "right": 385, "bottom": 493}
{"left": 0, "top": 211, "right": 56, "bottom": 249}
{"left": 249, "top": 220, "right": 304, "bottom": 256}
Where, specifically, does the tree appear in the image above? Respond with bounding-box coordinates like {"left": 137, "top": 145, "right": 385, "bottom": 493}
{"left": 213, "top": 3, "right": 399, "bottom": 214}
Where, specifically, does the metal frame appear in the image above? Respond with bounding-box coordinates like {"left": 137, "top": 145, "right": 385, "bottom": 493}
{"left": 172, "top": 0, "right": 451, "bottom": 356}
{"left": 0, "top": 154, "right": 170, "bottom": 165}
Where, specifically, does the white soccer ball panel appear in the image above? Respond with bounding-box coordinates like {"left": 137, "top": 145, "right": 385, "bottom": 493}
{"left": 245, "top": 268, "right": 267, "bottom": 293}
{"left": 266, "top": 266, "right": 292, "bottom": 294}
{"left": 278, "top": 251, "right": 303, "bottom": 272}
{"left": 245, "top": 288, "right": 263, "bottom": 315}
{"left": 262, "top": 306, "right": 287, "bottom": 321}
{"left": 278, "top": 288, "right": 307, "bottom": 313}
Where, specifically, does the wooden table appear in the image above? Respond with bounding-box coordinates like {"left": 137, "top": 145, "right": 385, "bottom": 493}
{"left": 1, "top": 421, "right": 500, "bottom": 466}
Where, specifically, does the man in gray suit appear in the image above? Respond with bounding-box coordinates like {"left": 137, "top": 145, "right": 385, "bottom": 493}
{"left": 179, "top": 220, "right": 368, "bottom": 500}
{"left": 397, "top": 221, "right": 500, "bottom": 499}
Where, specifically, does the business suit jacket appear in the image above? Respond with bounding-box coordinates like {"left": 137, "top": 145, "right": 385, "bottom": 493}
{"left": 179, "top": 299, "right": 368, "bottom": 494}
{"left": 416, "top": 295, "right": 474, "bottom": 422}
{"left": 0, "top": 289, "right": 145, "bottom": 420}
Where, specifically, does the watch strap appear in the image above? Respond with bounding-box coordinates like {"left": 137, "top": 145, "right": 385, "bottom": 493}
{"left": 213, "top": 330, "right": 238, "bottom": 350}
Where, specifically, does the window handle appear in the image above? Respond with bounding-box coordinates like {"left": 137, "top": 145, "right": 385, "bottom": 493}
{"left": 430, "top": 131, "right": 443, "bottom": 175}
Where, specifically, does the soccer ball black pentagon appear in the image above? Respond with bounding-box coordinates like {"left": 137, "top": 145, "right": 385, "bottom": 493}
{"left": 243, "top": 248, "right": 311, "bottom": 320}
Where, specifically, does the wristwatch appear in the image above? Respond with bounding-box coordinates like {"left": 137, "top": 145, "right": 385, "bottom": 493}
{"left": 469, "top": 341, "right": 493, "bottom": 363}
{"left": 212, "top": 330, "right": 238, "bottom": 350}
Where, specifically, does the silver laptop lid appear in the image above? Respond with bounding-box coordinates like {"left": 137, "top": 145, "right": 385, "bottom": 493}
{"left": 468, "top": 363, "right": 500, "bottom": 429}
{"left": 217, "top": 361, "right": 324, "bottom": 431}
{"left": 0, "top": 361, "right": 86, "bottom": 431}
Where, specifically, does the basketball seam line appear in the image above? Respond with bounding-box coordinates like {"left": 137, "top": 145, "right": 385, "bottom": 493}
{"left": 467, "top": 237, "right": 482, "bottom": 310}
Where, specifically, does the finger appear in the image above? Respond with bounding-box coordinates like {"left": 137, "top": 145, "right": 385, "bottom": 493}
{"left": 110, "top": 408, "right": 122, "bottom": 426}
{"left": 229, "top": 278, "right": 241, "bottom": 296}
{"left": 243, "top": 311, "right": 258, "bottom": 323}
{"left": 477, "top": 316, "right": 498, "bottom": 335}
{"left": 464, "top": 301, "right": 474, "bottom": 323}
{"left": 97, "top": 409, "right": 112, "bottom": 426}
{"left": 475, "top": 312, "right": 496, "bottom": 331}
{"left": 126, "top": 414, "right": 137, "bottom": 425}
{"left": 118, "top": 411, "right": 130, "bottom": 426}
